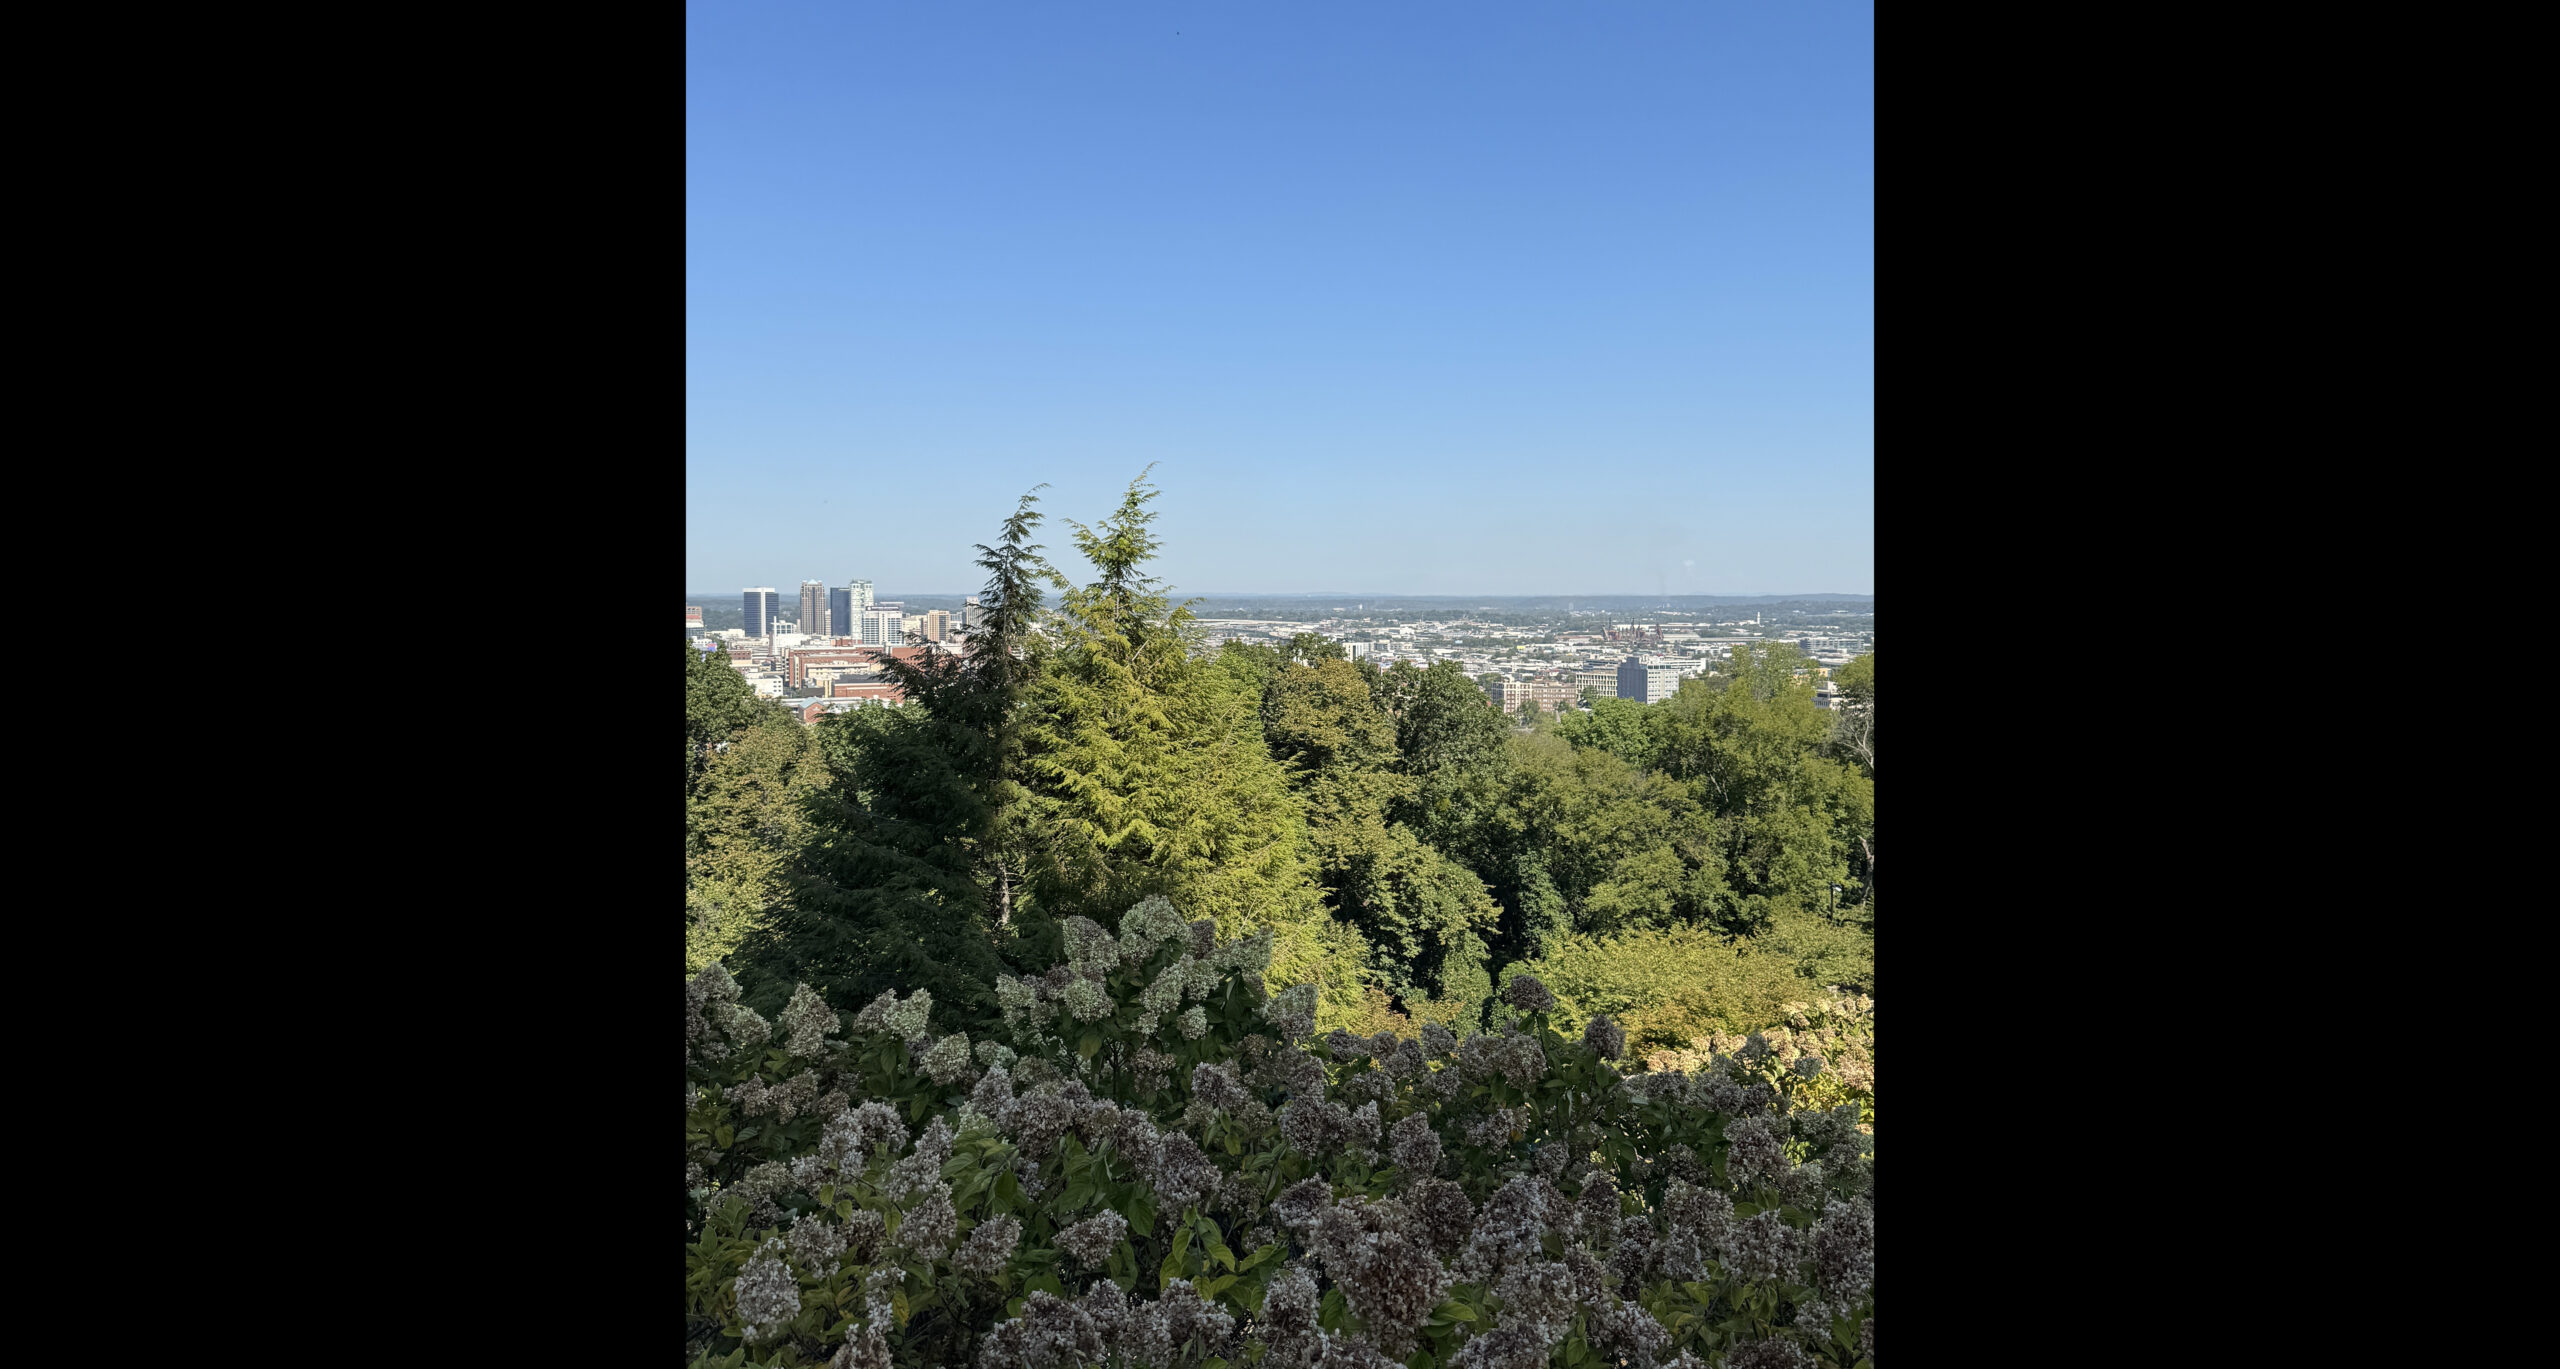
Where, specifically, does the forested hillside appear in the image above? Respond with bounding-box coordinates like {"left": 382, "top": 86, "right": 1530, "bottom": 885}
{"left": 687, "top": 476, "right": 1872, "bottom": 1055}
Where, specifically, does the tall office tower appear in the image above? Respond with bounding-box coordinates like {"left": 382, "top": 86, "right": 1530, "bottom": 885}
{"left": 962, "top": 595, "right": 980, "bottom": 631}
{"left": 860, "top": 606, "right": 911, "bottom": 647}
{"left": 847, "top": 580, "right": 875, "bottom": 615}
{"left": 801, "top": 581, "right": 829, "bottom": 636}
{"left": 743, "top": 588, "right": 779, "bottom": 638}
{"left": 829, "top": 585, "right": 853, "bottom": 640}
{"left": 921, "top": 609, "right": 952, "bottom": 642}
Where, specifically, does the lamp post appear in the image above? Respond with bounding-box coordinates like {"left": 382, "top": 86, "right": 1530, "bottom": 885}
{"left": 1829, "top": 882, "right": 1844, "bottom": 915}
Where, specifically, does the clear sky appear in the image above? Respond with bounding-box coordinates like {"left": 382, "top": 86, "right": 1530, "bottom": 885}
{"left": 688, "top": 2, "right": 1872, "bottom": 598}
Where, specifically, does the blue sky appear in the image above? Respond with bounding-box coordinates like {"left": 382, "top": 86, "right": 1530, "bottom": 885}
{"left": 687, "top": 2, "right": 1872, "bottom": 597}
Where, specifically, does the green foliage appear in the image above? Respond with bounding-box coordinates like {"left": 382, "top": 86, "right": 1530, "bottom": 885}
{"left": 691, "top": 642, "right": 786, "bottom": 794}
{"left": 690, "top": 714, "right": 829, "bottom": 976}
{"left": 1260, "top": 657, "right": 1498, "bottom": 1025}
{"left": 1533, "top": 926, "right": 1813, "bottom": 1052}
{"left": 1015, "top": 472, "right": 1333, "bottom": 954}
{"left": 1552, "top": 695, "right": 1657, "bottom": 771}
{"left": 685, "top": 910, "right": 1874, "bottom": 1369}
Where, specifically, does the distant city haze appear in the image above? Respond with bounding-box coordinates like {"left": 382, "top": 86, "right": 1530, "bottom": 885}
{"left": 687, "top": 3, "right": 1873, "bottom": 595}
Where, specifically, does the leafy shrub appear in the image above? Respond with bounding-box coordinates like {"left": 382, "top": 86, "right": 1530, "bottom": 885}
{"left": 1530, "top": 928, "right": 1815, "bottom": 1055}
{"left": 685, "top": 898, "right": 1875, "bottom": 1368}
{"left": 1641, "top": 992, "right": 1875, "bottom": 1131}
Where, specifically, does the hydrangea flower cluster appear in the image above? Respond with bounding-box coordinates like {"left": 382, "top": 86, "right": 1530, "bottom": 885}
{"left": 686, "top": 899, "right": 1875, "bottom": 1369}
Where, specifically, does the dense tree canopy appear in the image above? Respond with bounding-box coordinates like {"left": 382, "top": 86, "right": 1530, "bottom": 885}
{"left": 698, "top": 476, "right": 1873, "bottom": 1050}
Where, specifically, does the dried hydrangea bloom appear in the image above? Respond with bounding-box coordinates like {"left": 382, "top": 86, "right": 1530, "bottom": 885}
{"left": 975, "top": 1288, "right": 1104, "bottom": 1369}
{"left": 898, "top": 1183, "right": 958, "bottom": 1261}
{"left": 1179, "top": 1005, "right": 1210, "bottom": 1039}
{"left": 1560, "top": 1245, "right": 1612, "bottom": 1306}
{"left": 993, "top": 975, "right": 1043, "bottom": 1034}
{"left": 1812, "top": 1199, "right": 1874, "bottom": 1301}
{"left": 1145, "top": 1130, "right": 1219, "bottom": 1206}
{"left": 1499, "top": 974, "right": 1557, "bottom": 1014}
{"left": 1130, "top": 1278, "right": 1236, "bottom": 1368}
{"left": 1251, "top": 1044, "right": 1325, "bottom": 1101}
{"left": 954, "top": 1213, "right": 1022, "bottom": 1277}
{"left": 1186, "top": 917, "right": 1218, "bottom": 959}
{"left": 1449, "top": 1319, "right": 1551, "bottom": 1369}
{"left": 1660, "top": 1180, "right": 1735, "bottom": 1256}
{"left": 1419, "top": 1022, "right": 1459, "bottom": 1058}
{"left": 1778, "top": 1159, "right": 1827, "bottom": 1207}
{"left": 1115, "top": 896, "right": 1191, "bottom": 964}
{"left": 1384, "top": 1039, "right": 1429, "bottom": 1081}
{"left": 841, "top": 1207, "right": 886, "bottom": 1263}
{"left": 1131, "top": 1045, "right": 1176, "bottom": 1095}
{"left": 1074, "top": 1278, "right": 1131, "bottom": 1342}
{"left": 1390, "top": 1110, "right": 1441, "bottom": 1177}
{"left": 923, "top": 1032, "right": 979, "bottom": 1086}
{"left": 1338, "top": 1068, "right": 1398, "bottom": 1108}
{"left": 1792, "top": 1298, "right": 1838, "bottom": 1350}
{"left": 1580, "top": 1013, "right": 1624, "bottom": 1061}
{"left": 1261, "top": 983, "right": 1318, "bottom": 1041}
{"left": 832, "top": 1323, "right": 891, "bottom": 1369}
{"left": 1055, "top": 1209, "right": 1128, "bottom": 1270}
{"left": 1257, "top": 1265, "right": 1321, "bottom": 1361}
{"left": 1273, "top": 1177, "right": 1334, "bottom": 1233}
{"left": 1455, "top": 1173, "right": 1558, "bottom": 1284}
{"left": 1724, "top": 1337, "right": 1811, "bottom": 1369}
{"left": 1859, "top": 1313, "right": 1874, "bottom": 1360}
{"left": 1321, "top": 1028, "right": 1364, "bottom": 1060}
{"left": 732, "top": 1237, "right": 801, "bottom": 1344}
{"left": 1590, "top": 1295, "right": 1672, "bottom": 1363}
{"left": 1191, "top": 1061, "right": 1249, "bottom": 1114}
{"left": 1492, "top": 1260, "right": 1577, "bottom": 1341}
{"left": 884, "top": 989, "right": 934, "bottom": 1040}
{"left": 1005, "top": 1081, "right": 1093, "bottom": 1161}
{"left": 788, "top": 1208, "right": 852, "bottom": 1273}
{"left": 1420, "top": 1067, "right": 1463, "bottom": 1102}
{"left": 1311, "top": 1197, "right": 1447, "bottom": 1357}
{"left": 885, "top": 1117, "right": 956, "bottom": 1201}
{"left": 863, "top": 1266, "right": 904, "bottom": 1327}
{"left": 686, "top": 964, "right": 743, "bottom": 1054}
{"left": 965, "top": 1064, "right": 1017, "bottom": 1125}
{"left": 1532, "top": 1142, "right": 1568, "bottom": 1180}
{"left": 849, "top": 989, "right": 903, "bottom": 1034}
{"left": 1575, "top": 1174, "right": 1620, "bottom": 1234}
{"left": 1061, "top": 977, "right": 1111, "bottom": 1022}
{"left": 1141, "top": 961, "right": 1190, "bottom": 1019}
{"left": 1725, "top": 1117, "right": 1790, "bottom": 1194}
{"left": 777, "top": 983, "right": 843, "bottom": 1057}
{"left": 1405, "top": 1176, "right": 1474, "bottom": 1256}
{"left": 1725, "top": 1210, "right": 1806, "bottom": 1285}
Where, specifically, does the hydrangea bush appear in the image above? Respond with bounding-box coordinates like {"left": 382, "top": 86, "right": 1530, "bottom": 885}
{"left": 686, "top": 897, "right": 1875, "bottom": 1369}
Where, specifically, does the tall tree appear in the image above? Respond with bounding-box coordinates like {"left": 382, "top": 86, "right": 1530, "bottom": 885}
{"left": 1013, "top": 471, "right": 1331, "bottom": 952}
{"left": 1261, "top": 657, "right": 1498, "bottom": 1022}
{"left": 731, "top": 490, "right": 1062, "bottom": 1024}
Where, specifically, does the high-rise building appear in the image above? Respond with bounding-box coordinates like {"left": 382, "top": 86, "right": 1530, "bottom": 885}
{"left": 1617, "top": 657, "right": 1679, "bottom": 704}
{"left": 962, "top": 596, "right": 981, "bottom": 632}
{"left": 921, "top": 609, "right": 953, "bottom": 642}
{"left": 857, "top": 605, "right": 905, "bottom": 647}
{"left": 743, "top": 588, "right": 779, "bottom": 638}
{"left": 801, "top": 581, "right": 829, "bottom": 637}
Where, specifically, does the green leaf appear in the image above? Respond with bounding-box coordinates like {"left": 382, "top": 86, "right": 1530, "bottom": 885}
{"left": 1434, "top": 1301, "right": 1477, "bottom": 1322}
{"left": 1127, "top": 1195, "right": 1157, "bottom": 1236}
{"left": 1060, "top": 1183, "right": 1094, "bottom": 1211}
{"left": 1080, "top": 1033, "right": 1102, "bottom": 1060}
